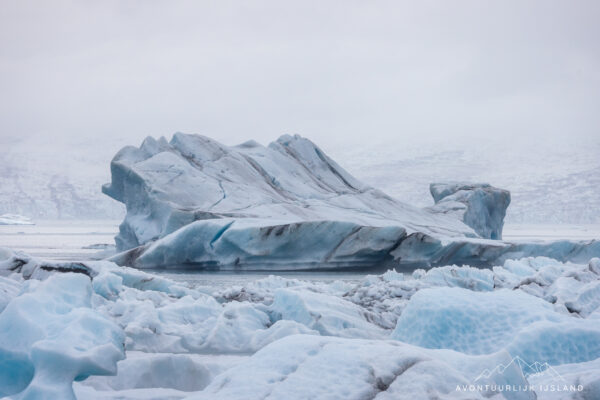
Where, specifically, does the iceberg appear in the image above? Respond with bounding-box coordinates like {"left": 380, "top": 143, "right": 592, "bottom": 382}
{"left": 428, "top": 182, "right": 510, "bottom": 239}
{"left": 103, "top": 133, "right": 600, "bottom": 270}
{"left": 0, "top": 213, "right": 34, "bottom": 225}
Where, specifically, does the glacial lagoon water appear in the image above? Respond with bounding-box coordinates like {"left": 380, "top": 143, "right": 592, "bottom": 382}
{"left": 3, "top": 219, "right": 600, "bottom": 289}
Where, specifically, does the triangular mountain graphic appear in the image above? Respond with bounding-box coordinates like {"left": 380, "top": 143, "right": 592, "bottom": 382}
{"left": 474, "top": 356, "right": 566, "bottom": 382}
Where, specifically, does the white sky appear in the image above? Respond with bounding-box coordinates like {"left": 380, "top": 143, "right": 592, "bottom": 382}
{"left": 1, "top": 0, "right": 599, "bottom": 151}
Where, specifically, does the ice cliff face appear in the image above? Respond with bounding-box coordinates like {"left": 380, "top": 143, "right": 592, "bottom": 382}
{"left": 103, "top": 133, "right": 599, "bottom": 269}
{"left": 428, "top": 182, "right": 511, "bottom": 239}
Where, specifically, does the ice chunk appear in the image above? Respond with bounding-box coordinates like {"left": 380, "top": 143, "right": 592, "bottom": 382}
{"left": 528, "top": 357, "right": 600, "bottom": 400}
{"left": 186, "top": 335, "right": 534, "bottom": 400}
{"left": 391, "top": 287, "right": 560, "bottom": 354}
{"left": 0, "top": 273, "right": 125, "bottom": 399}
{"left": 79, "top": 351, "right": 247, "bottom": 392}
{"left": 428, "top": 182, "right": 510, "bottom": 240}
{"left": 391, "top": 286, "right": 600, "bottom": 366}
{"left": 269, "top": 288, "right": 386, "bottom": 338}
{"left": 505, "top": 320, "right": 600, "bottom": 366}
{"left": 0, "top": 213, "right": 34, "bottom": 225}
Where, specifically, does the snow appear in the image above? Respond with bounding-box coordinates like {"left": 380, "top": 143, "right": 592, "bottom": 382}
{"left": 0, "top": 214, "right": 34, "bottom": 225}
{"left": 103, "top": 133, "right": 600, "bottom": 269}
{"left": 1, "top": 249, "right": 599, "bottom": 399}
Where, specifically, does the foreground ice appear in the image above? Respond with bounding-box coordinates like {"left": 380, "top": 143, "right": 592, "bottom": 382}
{"left": 187, "top": 335, "right": 533, "bottom": 400}
{"left": 1, "top": 247, "right": 599, "bottom": 399}
{"left": 0, "top": 273, "right": 124, "bottom": 399}
{"left": 0, "top": 213, "right": 34, "bottom": 225}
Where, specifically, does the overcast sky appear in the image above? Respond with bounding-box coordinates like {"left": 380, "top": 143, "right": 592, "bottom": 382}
{"left": 1, "top": 0, "right": 599, "bottom": 151}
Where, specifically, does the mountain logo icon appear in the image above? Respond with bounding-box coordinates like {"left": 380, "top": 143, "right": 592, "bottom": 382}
{"left": 474, "top": 356, "right": 566, "bottom": 382}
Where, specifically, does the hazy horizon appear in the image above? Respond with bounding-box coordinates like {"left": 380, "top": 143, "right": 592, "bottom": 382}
{"left": 1, "top": 1, "right": 599, "bottom": 151}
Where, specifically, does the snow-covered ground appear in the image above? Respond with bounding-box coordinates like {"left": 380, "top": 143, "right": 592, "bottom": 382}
{"left": 1, "top": 248, "right": 599, "bottom": 399}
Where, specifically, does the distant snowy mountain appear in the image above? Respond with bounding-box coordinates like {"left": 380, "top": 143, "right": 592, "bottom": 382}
{"left": 0, "top": 135, "right": 124, "bottom": 220}
{"left": 329, "top": 136, "right": 600, "bottom": 224}
{"left": 0, "top": 133, "right": 598, "bottom": 224}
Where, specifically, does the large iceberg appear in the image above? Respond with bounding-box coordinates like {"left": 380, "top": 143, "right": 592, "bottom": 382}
{"left": 102, "top": 133, "right": 476, "bottom": 268}
{"left": 102, "top": 133, "right": 599, "bottom": 269}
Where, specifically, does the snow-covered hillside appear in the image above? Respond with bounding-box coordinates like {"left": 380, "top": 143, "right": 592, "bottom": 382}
{"left": 329, "top": 136, "right": 600, "bottom": 224}
{"left": 0, "top": 133, "right": 598, "bottom": 224}
{"left": 0, "top": 135, "right": 124, "bottom": 219}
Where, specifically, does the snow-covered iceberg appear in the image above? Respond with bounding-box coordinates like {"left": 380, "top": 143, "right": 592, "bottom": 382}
{"left": 103, "top": 133, "right": 599, "bottom": 269}
{"left": 0, "top": 213, "right": 34, "bottom": 225}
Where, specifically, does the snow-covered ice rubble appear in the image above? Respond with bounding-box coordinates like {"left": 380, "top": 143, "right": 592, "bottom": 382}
{"left": 102, "top": 133, "right": 599, "bottom": 269}
{"left": 0, "top": 213, "right": 34, "bottom": 225}
{"left": 1, "top": 247, "right": 599, "bottom": 399}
